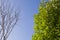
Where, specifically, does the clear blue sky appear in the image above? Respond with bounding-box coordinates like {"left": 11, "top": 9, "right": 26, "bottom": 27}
{"left": 7, "top": 0, "right": 40, "bottom": 40}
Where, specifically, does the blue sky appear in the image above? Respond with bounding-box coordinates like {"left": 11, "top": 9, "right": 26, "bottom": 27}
{"left": 7, "top": 0, "right": 40, "bottom": 40}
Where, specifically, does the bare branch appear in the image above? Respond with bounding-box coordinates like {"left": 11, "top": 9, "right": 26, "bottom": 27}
{"left": 0, "top": 0, "right": 19, "bottom": 40}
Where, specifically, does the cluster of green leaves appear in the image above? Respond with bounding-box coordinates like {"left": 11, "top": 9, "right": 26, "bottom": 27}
{"left": 32, "top": 0, "right": 60, "bottom": 40}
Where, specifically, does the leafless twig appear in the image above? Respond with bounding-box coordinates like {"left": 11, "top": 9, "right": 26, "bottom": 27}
{"left": 0, "top": 0, "right": 19, "bottom": 40}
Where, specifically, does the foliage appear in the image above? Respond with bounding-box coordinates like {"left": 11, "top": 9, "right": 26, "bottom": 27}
{"left": 32, "top": 0, "right": 60, "bottom": 40}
